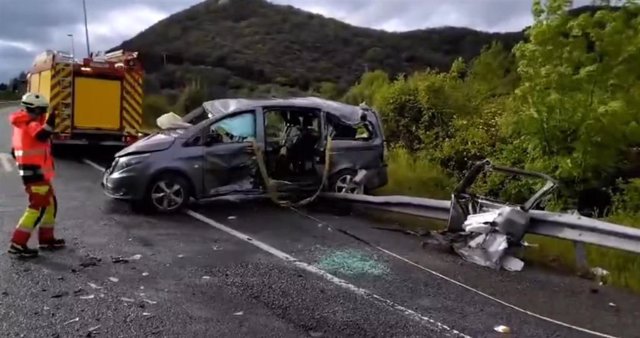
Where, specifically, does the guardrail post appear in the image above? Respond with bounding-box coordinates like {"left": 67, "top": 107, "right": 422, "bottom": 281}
{"left": 573, "top": 241, "right": 589, "bottom": 273}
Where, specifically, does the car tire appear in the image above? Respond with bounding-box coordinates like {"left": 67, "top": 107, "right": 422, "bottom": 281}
{"left": 329, "top": 169, "right": 364, "bottom": 194}
{"left": 143, "top": 172, "right": 192, "bottom": 214}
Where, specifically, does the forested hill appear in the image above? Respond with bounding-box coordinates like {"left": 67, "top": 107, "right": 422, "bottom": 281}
{"left": 110, "top": 0, "right": 523, "bottom": 97}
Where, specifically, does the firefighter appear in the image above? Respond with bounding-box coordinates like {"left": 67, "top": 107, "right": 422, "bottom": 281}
{"left": 8, "top": 92, "right": 65, "bottom": 258}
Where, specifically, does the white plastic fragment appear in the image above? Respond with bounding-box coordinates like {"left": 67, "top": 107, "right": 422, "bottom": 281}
{"left": 142, "top": 272, "right": 149, "bottom": 277}
{"left": 501, "top": 256, "right": 525, "bottom": 272}
{"left": 120, "top": 297, "right": 135, "bottom": 302}
{"left": 227, "top": 216, "right": 237, "bottom": 220}
{"left": 64, "top": 317, "right": 80, "bottom": 325}
{"left": 79, "top": 295, "right": 95, "bottom": 300}
{"left": 88, "top": 283, "right": 103, "bottom": 289}
{"left": 177, "top": 254, "right": 184, "bottom": 258}
{"left": 494, "top": 325, "right": 511, "bottom": 333}
{"left": 202, "top": 276, "right": 211, "bottom": 280}
{"left": 143, "top": 299, "right": 157, "bottom": 305}
{"left": 233, "top": 311, "right": 243, "bottom": 316}
{"left": 128, "top": 254, "right": 142, "bottom": 260}
{"left": 142, "top": 312, "right": 152, "bottom": 316}
{"left": 108, "top": 277, "right": 119, "bottom": 283}
{"left": 88, "top": 325, "right": 101, "bottom": 332}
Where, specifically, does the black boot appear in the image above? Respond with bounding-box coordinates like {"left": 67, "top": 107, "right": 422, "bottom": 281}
{"left": 39, "top": 238, "right": 66, "bottom": 250}
{"left": 8, "top": 243, "right": 39, "bottom": 258}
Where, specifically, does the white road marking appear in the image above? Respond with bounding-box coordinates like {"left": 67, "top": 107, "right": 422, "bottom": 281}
{"left": 292, "top": 210, "right": 620, "bottom": 338}
{"left": 83, "top": 160, "right": 468, "bottom": 336}
{"left": 0, "top": 153, "right": 14, "bottom": 172}
{"left": 82, "top": 159, "right": 106, "bottom": 172}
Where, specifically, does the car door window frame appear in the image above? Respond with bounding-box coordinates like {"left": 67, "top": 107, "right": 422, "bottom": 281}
{"left": 187, "top": 109, "right": 258, "bottom": 147}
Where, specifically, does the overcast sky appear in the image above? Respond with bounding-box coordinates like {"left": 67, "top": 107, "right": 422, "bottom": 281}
{"left": 0, "top": 0, "right": 593, "bottom": 83}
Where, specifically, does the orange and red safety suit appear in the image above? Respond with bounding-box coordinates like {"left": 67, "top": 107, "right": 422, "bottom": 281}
{"left": 9, "top": 109, "right": 59, "bottom": 247}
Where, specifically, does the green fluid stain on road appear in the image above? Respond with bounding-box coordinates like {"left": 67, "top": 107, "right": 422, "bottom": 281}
{"left": 316, "top": 249, "right": 389, "bottom": 276}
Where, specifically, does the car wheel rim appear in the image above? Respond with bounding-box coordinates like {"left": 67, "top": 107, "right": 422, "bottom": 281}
{"left": 335, "top": 174, "right": 363, "bottom": 194}
{"left": 151, "top": 180, "right": 185, "bottom": 211}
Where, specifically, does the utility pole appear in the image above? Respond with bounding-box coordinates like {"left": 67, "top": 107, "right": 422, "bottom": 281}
{"left": 82, "top": 0, "right": 91, "bottom": 57}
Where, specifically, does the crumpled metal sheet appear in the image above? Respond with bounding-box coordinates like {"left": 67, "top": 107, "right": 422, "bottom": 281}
{"left": 450, "top": 207, "right": 526, "bottom": 271}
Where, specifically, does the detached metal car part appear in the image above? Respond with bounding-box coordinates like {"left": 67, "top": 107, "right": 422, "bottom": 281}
{"left": 101, "top": 97, "right": 388, "bottom": 213}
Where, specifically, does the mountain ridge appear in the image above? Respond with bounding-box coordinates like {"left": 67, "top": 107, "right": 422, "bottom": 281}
{"left": 108, "top": 0, "right": 612, "bottom": 99}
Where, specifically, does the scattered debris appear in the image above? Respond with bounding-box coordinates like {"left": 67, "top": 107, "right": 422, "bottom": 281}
{"left": 316, "top": 249, "right": 389, "bottom": 276}
{"left": 177, "top": 254, "right": 184, "bottom": 258}
{"left": 142, "top": 272, "right": 149, "bottom": 277}
{"left": 608, "top": 302, "right": 617, "bottom": 308}
{"left": 202, "top": 276, "right": 211, "bottom": 280}
{"left": 87, "top": 283, "right": 103, "bottom": 290}
{"left": 142, "top": 312, "right": 152, "bottom": 316}
{"left": 120, "top": 297, "right": 135, "bottom": 303}
{"left": 494, "top": 325, "right": 512, "bottom": 334}
{"left": 64, "top": 317, "right": 80, "bottom": 325}
{"left": 233, "top": 311, "right": 243, "bottom": 316}
{"left": 108, "top": 277, "right": 119, "bottom": 283}
{"left": 51, "top": 291, "right": 69, "bottom": 299}
{"left": 79, "top": 295, "right": 95, "bottom": 300}
{"left": 80, "top": 256, "right": 101, "bottom": 268}
{"left": 88, "top": 325, "right": 101, "bottom": 334}
{"left": 44, "top": 306, "right": 50, "bottom": 310}
{"left": 227, "top": 216, "right": 237, "bottom": 220}
{"left": 590, "top": 267, "right": 611, "bottom": 285}
{"left": 211, "top": 245, "right": 222, "bottom": 251}
{"left": 111, "top": 256, "right": 129, "bottom": 264}
{"left": 142, "top": 299, "right": 157, "bottom": 305}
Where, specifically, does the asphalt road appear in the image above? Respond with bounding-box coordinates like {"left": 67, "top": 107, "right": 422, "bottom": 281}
{"left": 1, "top": 105, "right": 639, "bottom": 338}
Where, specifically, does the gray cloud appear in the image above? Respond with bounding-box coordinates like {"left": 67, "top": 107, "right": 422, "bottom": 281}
{"left": 0, "top": 0, "right": 592, "bottom": 83}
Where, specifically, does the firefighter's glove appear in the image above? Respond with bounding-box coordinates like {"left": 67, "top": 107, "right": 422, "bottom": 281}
{"left": 45, "top": 110, "right": 56, "bottom": 129}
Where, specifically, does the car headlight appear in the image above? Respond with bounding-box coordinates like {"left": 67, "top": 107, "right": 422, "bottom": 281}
{"left": 113, "top": 153, "right": 150, "bottom": 172}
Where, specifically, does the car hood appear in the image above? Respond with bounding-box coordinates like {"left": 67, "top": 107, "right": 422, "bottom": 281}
{"left": 116, "top": 132, "right": 177, "bottom": 157}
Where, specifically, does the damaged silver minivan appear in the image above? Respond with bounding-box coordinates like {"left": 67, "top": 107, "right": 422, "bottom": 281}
{"left": 101, "top": 97, "right": 388, "bottom": 213}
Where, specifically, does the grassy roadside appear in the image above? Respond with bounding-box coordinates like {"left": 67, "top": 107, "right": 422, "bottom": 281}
{"left": 371, "top": 148, "right": 640, "bottom": 293}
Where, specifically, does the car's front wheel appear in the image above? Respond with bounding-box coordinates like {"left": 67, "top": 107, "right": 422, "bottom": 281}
{"left": 144, "top": 173, "right": 192, "bottom": 213}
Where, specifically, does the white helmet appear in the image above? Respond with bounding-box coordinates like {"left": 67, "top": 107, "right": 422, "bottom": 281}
{"left": 21, "top": 92, "right": 49, "bottom": 108}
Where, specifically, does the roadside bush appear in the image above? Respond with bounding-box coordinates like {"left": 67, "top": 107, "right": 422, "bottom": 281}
{"left": 142, "top": 94, "right": 171, "bottom": 128}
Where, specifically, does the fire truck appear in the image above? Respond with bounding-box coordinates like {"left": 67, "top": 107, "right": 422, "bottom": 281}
{"left": 26, "top": 49, "right": 144, "bottom": 147}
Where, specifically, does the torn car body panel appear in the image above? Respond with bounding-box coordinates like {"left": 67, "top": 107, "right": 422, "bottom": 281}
{"left": 442, "top": 160, "right": 559, "bottom": 271}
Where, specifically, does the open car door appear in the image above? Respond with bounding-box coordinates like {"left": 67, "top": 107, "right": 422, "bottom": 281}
{"left": 201, "top": 110, "right": 260, "bottom": 197}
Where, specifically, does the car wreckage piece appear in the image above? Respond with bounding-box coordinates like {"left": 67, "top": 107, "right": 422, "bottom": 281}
{"left": 431, "top": 160, "right": 559, "bottom": 271}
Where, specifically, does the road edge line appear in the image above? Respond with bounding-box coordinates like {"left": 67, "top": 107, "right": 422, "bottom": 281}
{"left": 184, "top": 209, "right": 470, "bottom": 338}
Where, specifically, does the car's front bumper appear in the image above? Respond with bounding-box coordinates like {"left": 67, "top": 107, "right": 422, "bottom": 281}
{"left": 101, "top": 162, "right": 146, "bottom": 201}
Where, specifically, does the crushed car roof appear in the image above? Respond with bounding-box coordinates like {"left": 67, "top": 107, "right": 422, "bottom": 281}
{"left": 201, "top": 96, "right": 377, "bottom": 125}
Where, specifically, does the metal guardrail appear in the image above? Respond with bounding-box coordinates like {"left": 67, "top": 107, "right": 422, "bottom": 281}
{"left": 319, "top": 160, "right": 640, "bottom": 273}
{"left": 320, "top": 192, "right": 640, "bottom": 255}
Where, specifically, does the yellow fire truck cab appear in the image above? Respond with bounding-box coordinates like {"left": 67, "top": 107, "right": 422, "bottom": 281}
{"left": 27, "top": 49, "right": 144, "bottom": 147}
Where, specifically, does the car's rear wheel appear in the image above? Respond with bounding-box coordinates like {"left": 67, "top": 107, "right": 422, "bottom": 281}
{"left": 329, "top": 169, "right": 364, "bottom": 194}
{"left": 144, "top": 173, "right": 191, "bottom": 213}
